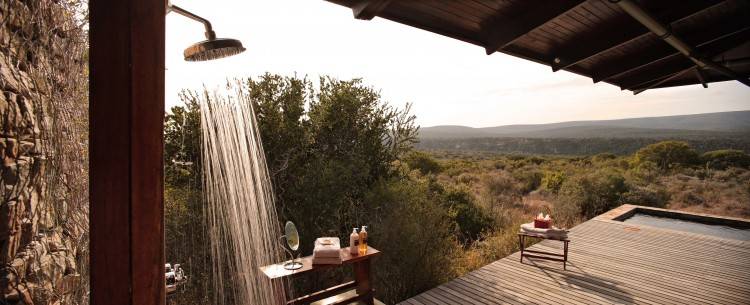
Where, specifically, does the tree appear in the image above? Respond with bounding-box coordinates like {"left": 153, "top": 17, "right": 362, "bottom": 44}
{"left": 634, "top": 140, "right": 699, "bottom": 170}
{"left": 702, "top": 149, "right": 750, "bottom": 170}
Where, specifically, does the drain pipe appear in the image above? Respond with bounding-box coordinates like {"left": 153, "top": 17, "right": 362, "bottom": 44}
{"left": 611, "top": 0, "right": 750, "bottom": 88}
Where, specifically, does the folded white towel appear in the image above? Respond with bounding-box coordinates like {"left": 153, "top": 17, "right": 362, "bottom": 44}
{"left": 520, "top": 222, "right": 568, "bottom": 239}
{"left": 312, "top": 256, "right": 342, "bottom": 265}
{"left": 313, "top": 237, "right": 342, "bottom": 258}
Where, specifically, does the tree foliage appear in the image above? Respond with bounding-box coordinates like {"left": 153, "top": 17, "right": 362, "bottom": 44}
{"left": 702, "top": 149, "right": 750, "bottom": 170}
{"left": 634, "top": 140, "right": 700, "bottom": 170}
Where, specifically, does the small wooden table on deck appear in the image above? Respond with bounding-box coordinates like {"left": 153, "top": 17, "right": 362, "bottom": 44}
{"left": 260, "top": 246, "right": 381, "bottom": 305}
{"left": 518, "top": 232, "right": 570, "bottom": 270}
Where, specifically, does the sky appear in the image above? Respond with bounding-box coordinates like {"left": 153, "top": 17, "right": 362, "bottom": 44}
{"left": 165, "top": 0, "right": 750, "bottom": 128}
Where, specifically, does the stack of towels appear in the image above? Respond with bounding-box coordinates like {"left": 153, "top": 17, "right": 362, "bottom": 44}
{"left": 312, "top": 237, "right": 343, "bottom": 265}
{"left": 520, "top": 222, "right": 569, "bottom": 239}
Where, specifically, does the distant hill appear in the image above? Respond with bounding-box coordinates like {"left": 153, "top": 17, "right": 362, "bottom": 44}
{"left": 419, "top": 111, "right": 750, "bottom": 139}
{"left": 416, "top": 111, "right": 750, "bottom": 155}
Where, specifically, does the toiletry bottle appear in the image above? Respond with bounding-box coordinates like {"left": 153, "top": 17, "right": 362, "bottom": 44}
{"left": 359, "top": 226, "right": 368, "bottom": 255}
{"left": 349, "top": 228, "right": 359, "bottom": 255}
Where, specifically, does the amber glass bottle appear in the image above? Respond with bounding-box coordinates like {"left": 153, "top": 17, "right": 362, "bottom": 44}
{"left": 358, "top": 226, "right": 368, "bottom": 255}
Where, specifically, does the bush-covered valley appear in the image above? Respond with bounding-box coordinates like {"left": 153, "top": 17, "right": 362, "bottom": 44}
{"left": 163, "top": 74, "right": 750, "bottom": 305}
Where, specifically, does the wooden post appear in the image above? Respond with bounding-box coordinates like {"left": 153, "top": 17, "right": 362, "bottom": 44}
{"left": 354, "top": 260, "right": 374, "bottom": 305}
{"left": 89, "top": 0, "right": 166, "bottom": 304}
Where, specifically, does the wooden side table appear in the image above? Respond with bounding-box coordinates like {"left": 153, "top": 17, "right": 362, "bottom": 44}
{"left": 260, "top": 246, "right": 381, "bottom": 305}
{"left": 518, "top": 232, "right": 570, "bottom": 270}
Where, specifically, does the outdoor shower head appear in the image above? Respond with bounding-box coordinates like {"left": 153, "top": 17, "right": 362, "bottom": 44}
{"left": 169, "top": 4, "right": 246, "bottom": 62}
{"left": 184, "top": 38, "right": 245, "bottom": 62}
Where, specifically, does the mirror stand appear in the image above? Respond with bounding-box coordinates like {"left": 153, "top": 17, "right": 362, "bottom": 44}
{"left": 280, "top": 235, "right": 303, "bottom": 270}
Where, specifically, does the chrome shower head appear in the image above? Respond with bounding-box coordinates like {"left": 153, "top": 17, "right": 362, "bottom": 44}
{"left": 169, "top": 4, "right": 246, "bottom": 62}
{"left": 184, "top": 38, "right": 245, "bottom": 62}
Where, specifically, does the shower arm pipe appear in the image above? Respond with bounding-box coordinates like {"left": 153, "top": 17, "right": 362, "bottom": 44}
{"left": 610, "top": 0, "right": 750, "bottom": 88}
{"left": 168, "top": 4, "right": 217, "bottom": 40}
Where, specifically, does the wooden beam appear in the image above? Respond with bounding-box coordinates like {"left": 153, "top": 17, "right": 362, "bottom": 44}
{"left": 633, "top": 66, "right": 694, "bottom": 95}
{"left": 482, "top": 0, "right": 584, "bottom": 55}
{"left": 551, "top": 1, "right": 725, "bottom": 72}
{"left": 592, "top": 14, "right": 750, "bottom": 83}
{"left": 694, "top": 67, "right": 708, "bottom": 88}
{"left": 617, "top": 28, "right": 750, "bottom": 90}
{"left": 352, "top": 0, "right": 391, "bottom": 20}
{"left": 90, "top": 0, "right": 166, "bottom": 305}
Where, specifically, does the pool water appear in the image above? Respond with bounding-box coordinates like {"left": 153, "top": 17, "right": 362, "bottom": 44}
{"left": 622, "top": 213, "right": 750, "bottom": 241}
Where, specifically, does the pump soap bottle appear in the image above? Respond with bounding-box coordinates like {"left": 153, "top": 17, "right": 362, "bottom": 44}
{"left": 358, "top": 226, "right": 368, "bottom": 255}
{"left": 349, "top": 228, "right": 359, "bottom": 255}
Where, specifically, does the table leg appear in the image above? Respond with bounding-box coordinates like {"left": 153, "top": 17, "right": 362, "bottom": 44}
{"left": 518, "top": 235, "right": 524, "bottom": 263}
{"left": 354, "top": 258, "right": 374, "bottom": 305}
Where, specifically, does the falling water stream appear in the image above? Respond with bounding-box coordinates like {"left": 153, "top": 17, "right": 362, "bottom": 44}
{"left": 200, "top": 83, "right": 286, "bottom": 305}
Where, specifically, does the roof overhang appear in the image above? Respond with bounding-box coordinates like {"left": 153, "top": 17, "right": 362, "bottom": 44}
{"left": 327, "top": 0, "right": 750, "bottom": 94}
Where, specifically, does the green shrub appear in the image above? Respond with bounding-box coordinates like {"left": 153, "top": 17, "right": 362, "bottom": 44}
{"left": 403, "top": 151, "right": 442, "bottom": 174}
{"left": 557, "top": 169, "right": 628, "bottom": 220}
{"left": 512, "top": 170, "right": 543, "bottom": 194}
{"left": 443, "top": 187, "right": 493, "bottom": 245}
{"left": 621, "top": 185, "right": 669, "bottom": 208}
{"left": 634, "top": 141, "right": 699, "bottom": 170}
{"left": 364, "top": 177, "right": 462, "bottom": 304}
{"left": 702, "top": 149, "right": 750, "bottom": 170}
{"left": 481, "top": 171, "right": 517, "bottom": 197}
{"left": 592, "top": 153, "right": 617, "bottom": 162}
{"left": 541, "top": 171, "right": 566, "bottom": 193}
{"left": 628, "top": 160, "right": 660, "bottom": 183}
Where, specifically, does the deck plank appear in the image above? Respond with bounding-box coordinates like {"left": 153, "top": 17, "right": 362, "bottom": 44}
{"left": 398, "top": 217, "right": 750, "bottom": 305}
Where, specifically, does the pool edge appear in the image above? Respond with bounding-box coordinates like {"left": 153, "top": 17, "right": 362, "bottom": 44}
{"left": 597, "top": 204, "right": 750, "bottom": 229}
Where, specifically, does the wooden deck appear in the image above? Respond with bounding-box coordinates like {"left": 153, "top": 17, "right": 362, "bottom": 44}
{"left": 398, "top": 216, "right": 750, "bottom": 305}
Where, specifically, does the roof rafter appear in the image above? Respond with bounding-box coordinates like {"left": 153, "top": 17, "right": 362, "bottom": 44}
{"left": 550, "top": 0, "right": 725, "bottom": 72}
{"left": 694, "top": 67, "right": 708, "bottom": 88}
{"left": 592, "top": 18, "right": 750, "bottom": 83}
{"left": 618, "top": 29, "right": 750, "bottom": 90}
{"left": 482, "top": 0, "right": 584, "bottom": 55}
{"left": 352, "top": 0, "right": 392, "bottom": 20}
{"left": 632, "top": 66, "right": 695, "bottom": 94}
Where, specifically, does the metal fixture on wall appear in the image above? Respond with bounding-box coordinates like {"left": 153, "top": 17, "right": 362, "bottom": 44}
{"left": 168, "top": 3, "right": 246, "bottom": 61}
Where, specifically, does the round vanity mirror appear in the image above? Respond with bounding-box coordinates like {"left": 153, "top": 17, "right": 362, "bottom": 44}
{"left": 282, "top": 221, "right": 303, "bottom": 270}
{"left": 285, "top": 221, "right": 300, "bottom": 251}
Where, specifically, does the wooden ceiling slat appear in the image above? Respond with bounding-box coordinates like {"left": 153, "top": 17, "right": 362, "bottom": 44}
{"left": 397, "top": 1, "right": 481, "bottom": 32}
{"left": 482, "top": 0, "right": 585, "bottom": 55}
{"left": 551, "top": 0, "right": 724, "bottom": 72}
{"left": 437, "top": 1, "right": 492, "bottom": 22}
{"left": 421, "top": 2, "right": 483, "bottom": 25}
{"left": 378, "top": 8, "right": 485, "bottom": 48}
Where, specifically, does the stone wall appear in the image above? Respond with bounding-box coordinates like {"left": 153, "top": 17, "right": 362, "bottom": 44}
{"left": 1, "top": 1, "right": 88, "bottom": 304}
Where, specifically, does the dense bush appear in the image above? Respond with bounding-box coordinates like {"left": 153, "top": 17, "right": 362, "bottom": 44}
{"left": 621, "top": 185, "right": 669, "bottom": 208}
{"left": 442, "top": 186, "right": 493, "bottom": 245}
{"left": 541, "top": 170, "right": 566, "bottom": 193}
{"left": 403, "top": 150, "right": 442, "bottom": 174}
{"left": 512, "top": 170, "right": 543, "bottom": 194}
{"left": 558, "top": 169, "right": 628, "bottom": 220}
{"left": 634, "top": 140, "right": 700, "bottom": 170}
{"left": 702, "top": 149, "right": 750, "bottom": 170}
{"left": 364, "top": 175, "right": 463, "bottom": 304}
